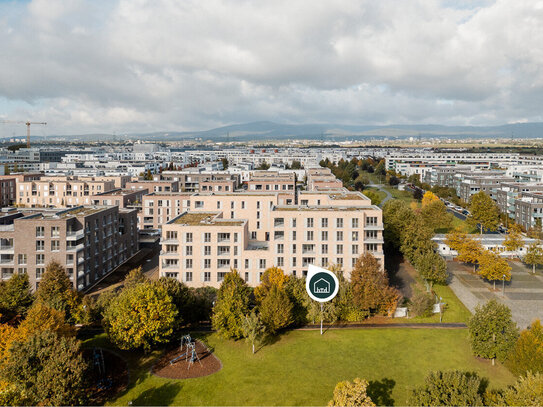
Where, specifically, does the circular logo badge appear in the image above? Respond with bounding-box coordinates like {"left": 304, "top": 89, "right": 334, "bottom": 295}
{"left": 306, "top": 265, "right": 339, "bottom": 302}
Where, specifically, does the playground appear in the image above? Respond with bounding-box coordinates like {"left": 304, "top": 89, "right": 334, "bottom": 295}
{"left": 152, "top": 335, "right": 222, "bottom": 379}
{"left": 82, "top": 348, "right": 128, "bottom": 405}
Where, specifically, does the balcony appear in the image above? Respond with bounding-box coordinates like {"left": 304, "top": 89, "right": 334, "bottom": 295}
{"left": 66, "top": 230, "right": 85, "bottom": 241}
{"left": 66, "top": 243, "right": 85, "bottom": 252}
{"left": 0, "top": 245, "right": 14, "bottom": 254}
{"left": 364, "top": 238, "right": 384, "bottom": 244}
{"left": 364, "top": 223, "right": 384, "bottom": 230}
{"left": 162, "top": 263, "right": 179, "bottom": 270}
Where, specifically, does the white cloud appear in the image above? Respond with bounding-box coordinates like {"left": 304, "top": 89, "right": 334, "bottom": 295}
{"left": 0, "top": 0, "right": 543, "bottom": 135}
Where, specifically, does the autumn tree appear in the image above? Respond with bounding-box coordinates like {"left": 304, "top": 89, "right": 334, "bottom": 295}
{"left": 503, "top": 224, "right": 524, "bottom": 254}
{"left": 0, "top": 273, "right": 33, "bottom": 320}
{"left": 254, "top": 266, "right": 288, "bottom": 304}
{"left": 211, "top": 270, "right": 250, "bottom": 339}
{"left": 35, "top": 261, "right": 73, "bottom": 315}
{"left": 383, "top": 200, "right": 416, "bottom": 249}
{"left": 103, "top": 282, "right": 177, "bottom": 351}
{"left": 408, "top": 370, "right": 486, "bottom": 406}
{"left": 328, "top": 377, "right": 375, "bottom": 407}
{"left": 259, "top": 285, "right": 294, "bottom": 334}
{"left": 421, "top": 191, "right": 440, "bottom": 208}
{"left": 0, "top": 330, "right": 88, "bottom": 406}
{"left": 415, "top": 251, "right": 448, "bottom": 291}
{"left": 400, "top": 215, "right": 435, "bottom": 263}
{"left": 154, "top": 277, "right": 195, "bottom": 326}
{"left": 351, "top": 253, "right": 400, "bottom": 315}
{"left": 456, "top": 235, "right": 484, "bottom": 272}
{"left": 444, "top": 229, "right": 468, "bottom": 252}
{"left": 19, "top": 302, "right": 75, "bottom": 338}
{"left": 506, "top": 319, "right": 543, "bottom": 377}
{"left": 241, "top": 311, "right": 265, "bottom": 354}
{"left": 486, "top": 372, "right": 543, "bottom": 406}
{"left": 420, "top": 200, "right": 453, "bottom": 231}
{"left": 468, "top": 300, "right": 519, "bottom": 365}
{"left": 123, "top": 266, "right": 148, "bottom": 289}
{"left": 477, "top": 249, "right": 511, "bottom": 290}
{"left": 524, "top": 240, "right": 543, "bottom": 273}
{"left": 468, "top": 191, "right": 500, "bottom": 233}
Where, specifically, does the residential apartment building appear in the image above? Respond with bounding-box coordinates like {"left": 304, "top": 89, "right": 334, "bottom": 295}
{"left": 247, "top": 171, "right": 296, "bottom": 192}
{"left": 91, "top": 188, "right": 148, "bottom": 208}
{"left": 126, "top": 180, "right": 179, "bottom": 193}
{"left": 0, "top": 205, "right": 138, "bottom": 291}
{"left": 514, "top": 192, "right": 543, "bottom": 231}
{"left": 496, "top": 183, "right": 543, "bottom": 219}
{"left": 159, "top": 190, "right": 383, "bottom": 288}
{"left": 458, "top": 173, "right": 514, "bottom": 202}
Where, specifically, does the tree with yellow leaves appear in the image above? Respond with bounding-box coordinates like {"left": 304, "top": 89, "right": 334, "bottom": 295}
{"left": 328, "top": 377, "right": 375, "bottom": 407}
{"left": 445, "top": 229, "right": 468, "bottom": 252}
{"left": 456, "top": 235, "right": 484, "bottom": 272}
{"left": 503, "top": 224, "right": 525, "bottom": 255}
{"left": 421, "top": 191, "right": 440, "bottom": 207}
{"left": 477, "top": 249, "right": 512, "bottom": 290}
{"left": 254, "top": 266, "right": 288, "bottom": 303}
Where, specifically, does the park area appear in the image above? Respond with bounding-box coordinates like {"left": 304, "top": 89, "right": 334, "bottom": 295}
{"left": 85, "top": 328, "right": 514, "bottom": 406}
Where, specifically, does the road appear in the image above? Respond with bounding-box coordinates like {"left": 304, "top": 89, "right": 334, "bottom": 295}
{"left": 369, "top": 183, "right": 393, "bottom": 206}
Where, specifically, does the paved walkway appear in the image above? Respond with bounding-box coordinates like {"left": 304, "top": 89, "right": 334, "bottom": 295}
{"left": 447, "top": 260, "right": 543, "bottom": 329}
{"left": 369, "top": 183, "right": 393, "bottom": 206}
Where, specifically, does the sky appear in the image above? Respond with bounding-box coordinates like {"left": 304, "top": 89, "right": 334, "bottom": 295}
{"left": 1, "top": 0, "right": 543, "bottom": 136}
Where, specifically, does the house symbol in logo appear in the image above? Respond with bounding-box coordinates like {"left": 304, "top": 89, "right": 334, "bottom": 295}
{"left": 313, "top": 278, "right": 330, "bottom": 294}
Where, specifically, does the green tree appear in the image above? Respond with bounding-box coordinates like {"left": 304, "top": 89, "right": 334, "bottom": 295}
{"left": 420, "top": 200, "right": 453, "bottom": 231}
{"left": 524, "top": 240, "right": 543, "bottom": 273}
{"left": 290, "top": 160, "right": 302, "bottom": 169}
{"left": 211, "top": 270, "right": 250, "bottom": 339}
{"left": 363, "top": 190, "right": 382, "bottom": 206}
{"left": 486, "top": 372, "right": 543, "bottom": 406}
{"left": 143, "top": 169, "right": 153, "bottom": 180}
{"left": 328, "top": 377, "right": 375, "bottom": 407}
{"left": 400, "top": 215, "right": 435, "bottom": 264}
{"left": 123, "top": 266, "right": 148, "bottom": 289}
{"left": 0, "top": 330, "right": 88, "bottom": 406}
{"left": 35, "top": 261, "right": 73, "bottom": 316}
{"left": 383, "top": 200, "right": 416, "bottom": 249}
{"left": 506, "top": 319, "right": 543, "bottom": 377}
{"left": 103, "top": 282, "right": 177, "bottom": 351}
{"left": 408, "top": 370, "right": 485, "bottom": 406}
{"left": 351, "top": 253, "right": 400, "bottom": 315}
{"left": 477, "top": 249, "right": 511, "bottom": 290}
{"left": 221, "top": 157, "right": 229, "bottom": 170}
{"left": 468, "top": 191, "right": 500, "bottom": 233}
{"left": 241, "top": 311, "right": 265, "bottom": 354}
{"left": 415, "top": 251, "right": 448, "bottom": 291}
{"left": 153, "top": 277, "right": 193, "bottom": 325}
{"left": 19, "top": 302, "right": 75, "bottom": 338}
{"left": 284, "top": 275, "right": 310, "bottom": 326}
{"left": 259, "top": 285, "right": 294, "bottom": 334}
{"left": 468, "top": 299, "right": 519, "bottom": 365}
{"left": 0, "top": 273, "right": 33, "bottom": 319}
{"left": 374, "top": 160, "right": 386, "bottom": 176}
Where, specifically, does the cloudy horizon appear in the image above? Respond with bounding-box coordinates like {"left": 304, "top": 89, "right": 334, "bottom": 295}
{"left": 1, "top": 0, "right": 543, "bottom": 136}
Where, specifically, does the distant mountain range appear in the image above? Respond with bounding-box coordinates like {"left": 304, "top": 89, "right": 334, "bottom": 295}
{"left": 4, "top": 121, "right": 543, "bottom": 142}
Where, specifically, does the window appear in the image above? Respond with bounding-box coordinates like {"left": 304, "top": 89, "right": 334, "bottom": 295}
{"left": 277, "top": 257, "right": 284, "bottom": 267}
{"left": 217, "top": 201, "right": 221, "bottom": 209}
{"left": 292, "top": 231, "right": 297, "bottom": 240}
{"left": 321, "top": 258, "right": 328, "bottom": 267}
{"left": 352, "top": 258, "right": 357, "bottom": 267}
{"left": 292, "top": 244, "right": 297, "bottom": 253}
{"left": 365, "top": 230, "right": 378, "bottom": 239}
{"left": 337, "top": 258, "right": 343, "bottom": 266}
{"left": 321, "top": 244, "right": 328, "bottom": 254}
{"left": 36, "top": 267, "right": 45, "bottom": 279}
{"left": 218, "top": 246, "right": 230, "bottom": 255}
{"left": 241, "top": 201, "right": 245, "bottom": 209}
{"left": 36, "top": 254, "right": 45, "bottom": 265}
{"left": 292, "top": 257, "right": 297, "bottom": 267}
{"left": 352, "top": 231, "right": 359, "bottom": 241}
{"left": 51, "top": 240, "right": 60, "bottom": 251}
{"left": 277, "top": 243, "right": 284, "bottom": 254}
{"left": 245, "top": 259, "right": 250, "bottom": 269}
{"left": 321, "top": 231, "right": 328, "bottom": 241}
{"left": 51, "top": 226, "right": 60, "bottom": 237}
{"left": 204, "top": 271, "right": 211, "bottom": 282}
{"left": 257, "top": 201, "right": 260, "bottom": 209}
{"left": 36, "top": 240, "right": 44, "bottom": 251}
{"left": 204, "top": 233, "right": 211, "bottom": 242}
{"left": 186, "top": 232, "right": 193, "bottom": 243}
{"left": 336, "top": 218, "right": 343, "bottom": 228}
{"left": 195, "top": 201, "right": 204, "bottom": 208}
{"left": 244, "top": 272, "right": 249, "bottom": 282}
{"left": 336, "top": 231, "right": 343, "bottom": 241}
{"left": 336, "top": 244, "right": 343, "bottom": 254}
{"left": 18, "top": 254, "right": 27, "bottom": 265}
{"left": 259, "top": 259, "right": 266, "bottom": 269}
{"left": 306, "top": 218, "right": 314, "bottom": 228}
{"left": 185, "top": 259, "right": 193, "bottom": 268}
{"left": 251, "top": 231, "right": 257, "bottom": 239}
{"left": 321, "top": 218, "right": 328, "bottom": 228}
{"left": 185, "top": 272, "right": 193, "bottom": 282}
{"left": 204, "top": 246, "right": 211, "bottom": 256}
{"left": 36, "top": 226, "right": 44, "bottom": 237}
{"left": 204, "top": 259, "right": 211, "bottom": 269}
{"left": 352, "top": 218, "right": 359, "bottom": 228}
{"left": 256, "top": 221, "right": 260, "bottom": 229}
{"left": 366, "top": 216, "right": 378, "bottom": 226}
{"left": 306, "top": 231, "right": 314, "bottom": 241}
{"left": 186, "top": 246, "right": 192, "bottom": 256}
{"left": 291, "top": 218, "right": 297, "bottom": 227}
{"left": 366, "top": 243, "right": 378, "bottom": 252}
{"left": 352, "top": 244, "right": 359, "bottom": 255}
{"left": 234, "top": 233, "right": 238, "bottom": 243}
{"left": 18, "top": 267, "right": 27, "bottom": 274}
{"left": 166, "top": 231, "right": 178, "bottom": 240}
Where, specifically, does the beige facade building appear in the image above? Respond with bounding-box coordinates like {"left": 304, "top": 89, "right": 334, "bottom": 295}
{"left": 247, "top": 171, "right": 296, "bottom": 192}
{"left": 0, "top": 205, "right": 138, "bottom": 291}
{"left": 159, "top": 190, "right": 383, "bottom": 287}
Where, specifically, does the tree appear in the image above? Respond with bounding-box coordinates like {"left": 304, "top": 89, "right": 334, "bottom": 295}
{"left": 374, "top": 160, "right": 386, "bottom": 176}
{"left": 383, "top": 200, "right": 416, "bottom": 249}
{"left": 103, "top": 282, "right": 177, "bottom": 351}
{"left": 524, "top": 240, "right": 543, "bottom": 273}
{"left": 254, "top": 266, "right": 288, "bottom": 304}
{"left": 444, "top": 229, "right": 468, "bottom": 252}
{"left": 468, "top": 299, "right": 519, "bottom": 365}
{"left": 328, "top": 377, "right": 375, "bottom": 407}
{"left": 19, "top": 302, "right": 75, "bottom": 338}
{"left": 486, "top": 372, "right": 543, "bottom": 406}
{"left": 0, "top": 273, "right": 33, "bottom": 320}
{"left": 421, "top": 191, "right": 440, "bottom": 208}
{"left": 0, "top": 330, "right": 88, "bottom": 406}
{"left": 477, "top": 249, "right": 511, "bottom": 290}
{"left": 241, "top": 311, "right": 265, "bottom": 354}
{"left": 468, "top": 191, "right": 500, "bottom": 233}
{"left": 259, "top": 285, "right": 294, "bottom": 334}
{"left": 143, "top": 169, "right": 153, "bottom": 180}
{"left": 284, "top": 275, "right": 310, "bottom": 326}
{"left": 506, "top": 319, "right": 543, "bottom": 377}
{"left": 123, "top": 266, "right": 148, "bottom": 289}
{"left": 503, "top": 224, "right": 524, "bottom": 254}
{"left": 256, "top": 161, "right": 270, "bottom": 170}
{"left": 400, "top": 215, "right": 435, "bottom": 263}
{"left": 420, "top": 200, "right": 453, "bottom": 231}
{"left": 415, "top": 251, "right": 448, "bottom": 291}
{"left": 35, "top": 261, "right": 73, "bottom": 315}
{"left": 410, "top": 290, "right": 435, "bottom": 317}
{"left": 153, "top": 277, "right": 193, "bottom": 325}
{"left": 456, "top": 235, "right": 484, "bottom": 272}
{"left": 290, "top": 160, "right": 302, "bottom": 169}
{"left": 363, "top": 190, "right": 382, "bottom": 206}
{"left": 351, "top": 253, "right": 400, "bottom": 315}
{"left": 211, "top": 270, "right": 250, "bottom": 339}
{"left": 221, "top": 157, "right": 229, "bottom": 170}
{"left": 408, "top": 370, "right": 485, "bottom": 406}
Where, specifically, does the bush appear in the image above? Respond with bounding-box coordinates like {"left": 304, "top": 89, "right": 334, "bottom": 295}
{"left": 410, "top": 290, "right": 434, "bottom": 318}
{"left": 485, "top": 372, "right": 543, "bottom": 406}
{"left": 506, "top": 319, "right": 543, "bottom": 376}
{"left": 328, "top": 377, "right": 375, "bottom": 407}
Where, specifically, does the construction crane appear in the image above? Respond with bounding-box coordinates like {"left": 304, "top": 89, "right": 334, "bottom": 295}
{"left": 0, "top": 120, "right": 47, "bottom": 148}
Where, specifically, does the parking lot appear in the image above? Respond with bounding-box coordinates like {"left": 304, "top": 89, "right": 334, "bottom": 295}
{"left": 447, "top": 260, "right": 543, "bottom": 328}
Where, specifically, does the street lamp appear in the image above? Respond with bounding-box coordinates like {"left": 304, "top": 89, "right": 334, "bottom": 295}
{"left": 502, "top": 274, "right": 506, "bottom": 296}
{"left": 439, "top": 296, "right": 443, "bottom": 323}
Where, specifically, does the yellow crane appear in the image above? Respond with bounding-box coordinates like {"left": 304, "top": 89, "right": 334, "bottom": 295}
{"left": 0, "top": 120, "right": 47, "bottom": 148}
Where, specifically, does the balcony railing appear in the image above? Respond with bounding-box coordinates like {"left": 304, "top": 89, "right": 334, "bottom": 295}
{"left": 66, "top": 230, "right": 85, "bottom": 241}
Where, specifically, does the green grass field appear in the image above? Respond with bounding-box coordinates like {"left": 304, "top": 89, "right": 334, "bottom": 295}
{"left": 86, "top": 328, "right": 514, "bottom": 406}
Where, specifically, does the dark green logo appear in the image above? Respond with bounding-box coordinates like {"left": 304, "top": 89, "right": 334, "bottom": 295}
{"left": 306, "top": 265, "right": 339, "bottom": 302}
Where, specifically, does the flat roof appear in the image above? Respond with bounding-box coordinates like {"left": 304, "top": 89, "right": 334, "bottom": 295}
{"left": 171, "top": 212, "right": 245, "bottom": 227}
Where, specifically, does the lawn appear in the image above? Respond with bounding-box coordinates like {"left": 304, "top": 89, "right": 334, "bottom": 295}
{"left": 363, "top": 187, "right": 387, "bottom": 203}
{"left": 87, "top": 328, "right": 515, "bottom": 406}
{"left": 384, "top": 186, "right": 419, "bottom": 205}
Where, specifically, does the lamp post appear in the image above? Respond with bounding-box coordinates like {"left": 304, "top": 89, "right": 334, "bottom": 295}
{"left": 439, "top": 296, "right": 443, "bottom": 323}
{"left": 502, "top": 274, "right": 506, "bottom": 297}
